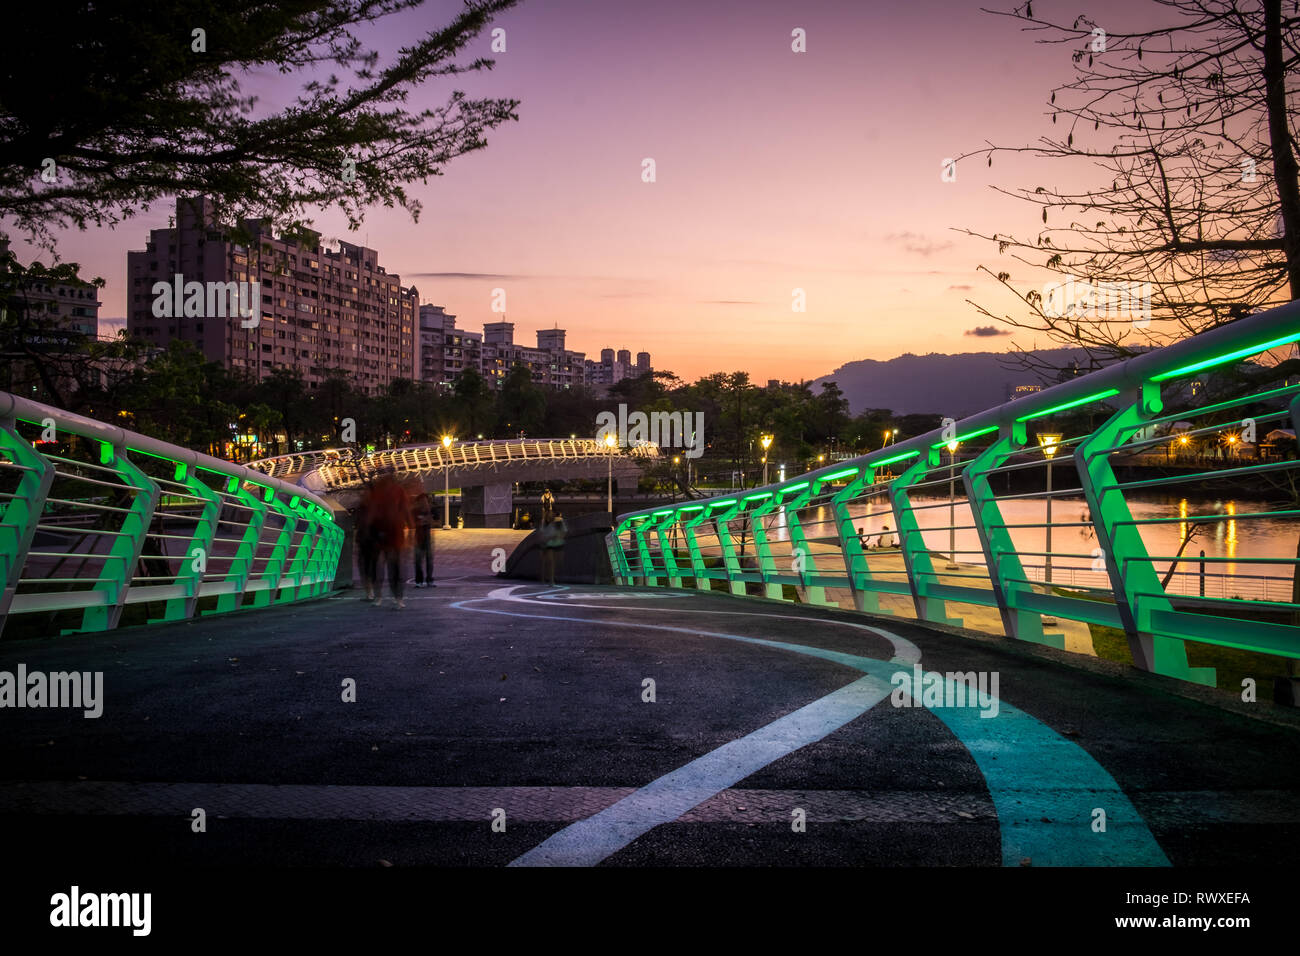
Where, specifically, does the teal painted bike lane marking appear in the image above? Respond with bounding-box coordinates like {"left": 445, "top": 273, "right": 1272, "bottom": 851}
{"left": 454, "top": 586, "right": 1168, "bottom": 866}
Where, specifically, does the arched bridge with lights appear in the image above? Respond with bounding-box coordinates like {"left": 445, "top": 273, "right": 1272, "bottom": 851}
{"left": 249, "top": 438, "right": 661, "bottom": 526}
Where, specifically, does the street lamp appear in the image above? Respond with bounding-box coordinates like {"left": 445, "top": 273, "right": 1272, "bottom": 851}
{"left": 760, "top": 434, "right": 773, "bottom": 485}
{"left": 604, "top": 431, "right": 617, "bottom": 515}
{"left": 1038, "top": 433, "right": 1062, "bottom": 586}
{"left": 441, "top": 434, "right": 454, "bottom": 529}
{"left": 946, "top": 440, "right": 960, "bottom": 570}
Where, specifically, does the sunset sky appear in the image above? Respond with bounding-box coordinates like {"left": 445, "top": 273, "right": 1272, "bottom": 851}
{"left": 13, "top": 0, "right": 1152, "bottom": 383}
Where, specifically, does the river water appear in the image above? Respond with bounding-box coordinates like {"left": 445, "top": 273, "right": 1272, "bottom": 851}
{"left": 761, "top": 494, "right": 1300, "bottom": 602}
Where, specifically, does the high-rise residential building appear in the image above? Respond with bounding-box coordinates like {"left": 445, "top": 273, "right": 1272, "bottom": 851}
{"left": 414, "top": 309, "right": 648, "bottom": 393}
{"left": 127, "top": 196, "right": 419, "bottom": 394}
{"left": 419, "top": 304, "right": 481, "bottom": 388}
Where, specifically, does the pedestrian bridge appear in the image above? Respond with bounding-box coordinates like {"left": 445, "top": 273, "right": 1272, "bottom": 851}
{"left": 5, "top": 295, "right": 1300, "bottom": 687}
{"left": 0, "top": 404, "right": 662, "bottom": 635}
{"left": 609, "top": 296, "right": 1300, "bottom": 691}
{"left": 0, "top": 390, "right": 340, "bottom": 639}
{"left": 250, "top": 437, "right": 660, "bottom": 524}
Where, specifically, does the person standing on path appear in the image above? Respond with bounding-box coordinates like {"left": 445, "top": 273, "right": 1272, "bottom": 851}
{"left": 355, "top": 492, "right": 380, "bottom": 601}
{"left": 540, "top": 513, "right": 567, "bottom": 586}
{"left": 412, "top": 490, "right": 435, "bottom": 589}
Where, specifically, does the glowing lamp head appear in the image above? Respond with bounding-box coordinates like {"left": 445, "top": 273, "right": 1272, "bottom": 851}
{"left": 1037, "top": 433, "right": 1062, "bottom": 459}
{"left": 604, "top": 433, "right": 617, "bottom": 449}
{"left": 947, "top": 440, "right": 959, "bottom": 454}
{"left": 760, "top": 434, "right": 773, "bottom": 451}
{"left": 442, "top": 435, "right": 453, "bottom": 448}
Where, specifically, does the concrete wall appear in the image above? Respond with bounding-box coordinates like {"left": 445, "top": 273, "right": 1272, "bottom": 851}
{"left": 501, "top": 511, "right": 614, "bottom": 584}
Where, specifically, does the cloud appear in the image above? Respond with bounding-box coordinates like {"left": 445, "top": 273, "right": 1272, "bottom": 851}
{"left": 965, "top": 325, "right": 1011, "bottom": 337}
{"left": 407, "top": 272, "right": 523, "bottom": 280}
{"left": 885, "top": 231, "right": 955, "bottom": 257}
{"left": 947, "top": 284, "right": 973, "bottom": 291}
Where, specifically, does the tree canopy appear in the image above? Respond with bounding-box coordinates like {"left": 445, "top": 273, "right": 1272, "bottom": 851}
{"left": 962, "top": 0, "right": 1300, "bottom": 373}
{"left": 0, "top": 0, "right": 521, "bottom": 251}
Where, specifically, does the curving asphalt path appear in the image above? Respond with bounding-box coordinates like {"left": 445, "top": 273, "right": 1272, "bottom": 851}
{"left": 0, "top": 549, "right": 1297, "bottom": 867}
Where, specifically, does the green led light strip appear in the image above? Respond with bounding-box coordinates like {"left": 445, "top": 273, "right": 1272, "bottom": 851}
{"left": 873, "top": 450, "right": 920, "bottom": 467}
{"left": 707, "top": 498, "right": 738, "bottom": 510}
{"left": 930, "top": 425, "right": 998, "bottom": 449}
{"left": 778, "top": 481, "right": 809, "bottom": 496}
{"left": 677, "top": 504, "right": 704, "bottom": 513}
{"left": 126, "top": 447, "right": 175, "bottom": 462}
{"left": 744, "top": 492, "right": 772, "bottom": 501}
{"left": 1015, "top": 388, "right": 1120, "bottom": 422}
{"left": 1151, "top": 330, "right": 1300, "bottom": 382}
{"left": 818, "top": 467, "right": 859, "bottom": 482}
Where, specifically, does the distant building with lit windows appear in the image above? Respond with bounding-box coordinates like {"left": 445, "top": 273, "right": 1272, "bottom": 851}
{"left": 127, "top": 196, "right": 419, "bottom": 394}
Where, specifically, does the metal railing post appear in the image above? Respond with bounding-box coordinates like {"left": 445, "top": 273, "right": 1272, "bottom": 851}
{"left": 889, "top": 454, "right": 962, "bottom": 627}
{"left": 153, "top": 461, "right": 222, "bottom": 624}
{"left": 1074, "top": 382, "right": 1215, "bottom": 686}
{"left": 963, "top": 426, "right": 1063, "bottom": 647}
{"left": 0, "top": 416, "right": 54, "bottom": 637}
{"left": 72, "top": 443, "right": 159, "bottom": 634}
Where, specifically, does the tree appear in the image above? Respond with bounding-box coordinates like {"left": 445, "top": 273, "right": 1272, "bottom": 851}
{"left": 499, "top": 365, "right": 546, "bottom": 436}
{"left": 961, "top": 0, "right": 1300, "bottom": 374}
{"left": 116, "top": 340, "right": 230, "bottom": 448}
{"left": 258, "top": 365, "right": 310, "bottom": 453}
{"left": 452, "top": 367, "right": 493, "bottom": 436}
{"left": 0, "top": 246, "right": 135, "bottom": 411}
{"left": 1, "top": 0, "right": 521, "bottom": 252}
{"left": 816, "top": 381, "right": 851, "bottom": 448}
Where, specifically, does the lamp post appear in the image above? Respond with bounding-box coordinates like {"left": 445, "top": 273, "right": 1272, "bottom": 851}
{"left": 946, "top": 440, "right": 960, "bottom": 570}
{"left": 604, "top": 431, "right": 617, "bottom": 515}
{"left": 441, "top": 434, "right": 454, "bottom": 529}
{"left": 760, "top": 434, "right": 773, "bottom": 485}
{"left": 1038, "top": 433, "right": 1062, "bottom": 584}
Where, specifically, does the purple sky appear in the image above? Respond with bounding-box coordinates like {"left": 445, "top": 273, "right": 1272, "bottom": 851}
{"left": 14, "top": 0, "right": 1150, "bottom": 382}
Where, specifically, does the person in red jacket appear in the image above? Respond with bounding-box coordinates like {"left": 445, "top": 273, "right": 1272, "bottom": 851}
{"left": 365, "top": 468, "right": 413, "bottom": 608}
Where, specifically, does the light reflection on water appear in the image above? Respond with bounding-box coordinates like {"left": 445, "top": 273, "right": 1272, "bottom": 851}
{"left": 754, "top": 495, "right": 1294, "bottom": 579}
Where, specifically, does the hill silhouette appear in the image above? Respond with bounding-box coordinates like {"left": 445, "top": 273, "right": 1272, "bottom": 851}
{"left": 811, "top": 347, "right": 1096, "bottom": 417}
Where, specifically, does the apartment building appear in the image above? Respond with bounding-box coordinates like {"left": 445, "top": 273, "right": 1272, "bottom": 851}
{"left": 417, "top": 306, "right": 650, "bottom": 391}
{"left": 127, "top": 196, "right": 419, "bottom": 394}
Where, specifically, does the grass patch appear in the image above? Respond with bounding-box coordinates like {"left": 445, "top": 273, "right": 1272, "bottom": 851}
{"left": 1086, "top": 621, "right": 1291, "bottom": 694}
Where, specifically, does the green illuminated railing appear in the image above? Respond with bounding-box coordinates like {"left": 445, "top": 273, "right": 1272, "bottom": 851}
{"left": 609, "top": 299, "right": 1300, "bottom": 688}
{"left": 0, "top": 391, "right": 344, "bottom": 638}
